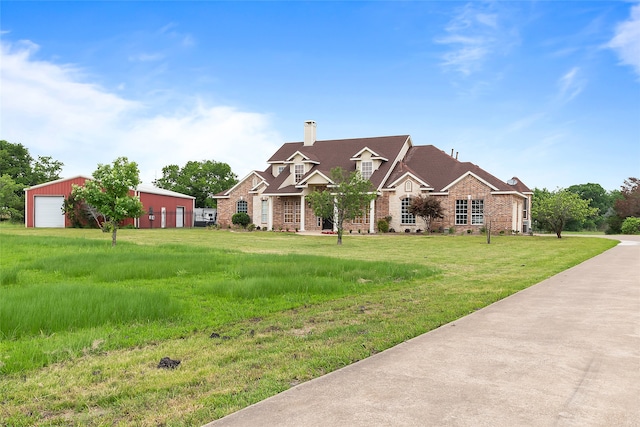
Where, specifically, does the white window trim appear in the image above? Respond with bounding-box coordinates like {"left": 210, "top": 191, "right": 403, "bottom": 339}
{"left": 294, "top": 164, "right": 304, "bottom": 183}
{"left": 401, "top": 197, "right": 416, "bottom": 225}
{"left": 361, "top": 161, "right": 373, "bottom": 180}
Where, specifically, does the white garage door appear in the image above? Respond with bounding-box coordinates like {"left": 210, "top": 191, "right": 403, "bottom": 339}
{"left": 35, "top": 196, "right": 65, "bottom": 228}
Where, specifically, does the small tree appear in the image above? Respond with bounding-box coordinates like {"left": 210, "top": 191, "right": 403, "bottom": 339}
{"left": 62, "top": 193, "right": 96, "bottom": 228}
{"left": 306, "top": 167, "right": 376, "bottom": 245}
{"left": 532, "top": 189, "right": 597, "bottom": 238}
{"left": 72, "top": 157, "right": 144, "bottom": 246}
{"left": 407, "top": 195, "right": 444, "bottom": 232}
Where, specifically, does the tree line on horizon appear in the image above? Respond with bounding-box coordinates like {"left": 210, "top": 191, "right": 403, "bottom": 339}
{"left": 532, "top": 181, "right": 640, "bottom": 235}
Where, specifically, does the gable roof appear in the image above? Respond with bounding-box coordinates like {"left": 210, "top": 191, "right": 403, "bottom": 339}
{"left": 215, "top": 135, "right": 531, "bottom": 199}
{"left": 24, "top": 175, "right": 92, "bottom": 191}
{"left": 386, "top": 145, "right": 528, "bottom": 195}
{"left": 25, "top": 175, "right": 195, "bottom": 199}
{"left": 267, "top": 135, "right": 410, "bottom": 193}
{"left": 135, "top": 184, "right": 196, "bottom": 199}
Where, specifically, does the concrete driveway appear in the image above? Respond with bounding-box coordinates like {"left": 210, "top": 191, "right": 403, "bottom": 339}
{"left": 205, "top": 235, "right": 640, "bottom": 427}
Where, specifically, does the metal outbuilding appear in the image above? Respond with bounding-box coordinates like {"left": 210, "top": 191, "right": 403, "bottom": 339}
{"left": 24, "top": 176, "right": 196, "bottom": 228}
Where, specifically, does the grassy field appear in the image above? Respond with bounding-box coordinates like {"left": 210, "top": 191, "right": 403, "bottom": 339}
{"left": 0, "top": 225, "right": 617, "bottom": 426}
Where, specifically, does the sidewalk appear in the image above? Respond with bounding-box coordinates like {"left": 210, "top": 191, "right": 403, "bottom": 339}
{"left": 206, "top": 236, "right": 640, "bottom": 427}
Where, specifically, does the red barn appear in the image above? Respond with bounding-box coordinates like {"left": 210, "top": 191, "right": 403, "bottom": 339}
{"left": 24, "top": 176, "right": 195, "bottom": 228}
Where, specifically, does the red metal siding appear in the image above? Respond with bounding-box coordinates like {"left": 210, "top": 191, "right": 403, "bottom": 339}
{"left": 25, "top": 177, "right": 194, "bottom": 229}
{"left": 25, "top": 177, "right": 89, "bottom": 227}
{"left": 137, "top": 193, "right": 194, "bottom": 228}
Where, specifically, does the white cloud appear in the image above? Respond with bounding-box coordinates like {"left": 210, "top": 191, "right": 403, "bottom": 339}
{"left": 128, "top": 53, "right": 165, "bottom": 62}
{"left": 435, "top": 2, "right": 514, "bottom": 76}
{"left": 608, "top": 3, "right": 640, "bottom": 77}
{"left": 557, "top": 67, "right": 586, "bottom": 103}
{"left": 0, "top": 39, "right": 281, "bottom": 185}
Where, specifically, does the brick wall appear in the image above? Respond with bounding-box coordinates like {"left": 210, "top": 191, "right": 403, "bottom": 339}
{"left": 216, "top": 178, "right": 256, "bottom": 228}
{"left": 219, "top": 174, "right": 525, "bottom": 234}
{"left": 442, "top": 175, "right": 516, "bottom": 233}
{"left": 380, "top": 175, "right": 523, "bottom": 234}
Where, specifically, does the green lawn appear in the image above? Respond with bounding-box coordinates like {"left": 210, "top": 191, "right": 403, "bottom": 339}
{"left": 0, "top": 225, "right": 617, "bottom": 426}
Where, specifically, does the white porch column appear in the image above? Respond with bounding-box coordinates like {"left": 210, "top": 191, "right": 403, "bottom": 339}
{"left": 299, "top": 194, "right": 306, "bottom": 231}
{"left": 267, "top": 197, "right": 273, "bottom": 231}
{"left": 369, "top": 198, "right": 375, "bottom": 233}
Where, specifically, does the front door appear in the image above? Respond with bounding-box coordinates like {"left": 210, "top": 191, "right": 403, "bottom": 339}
{"left": 322, "top": 217, "right": 333, "bottom": 230}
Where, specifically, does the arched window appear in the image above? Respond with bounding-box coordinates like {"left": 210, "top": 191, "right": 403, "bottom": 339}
{"left": 236, "top": 200, "right": 248, "bottom": 213}
{"left": 401, "top": 197, "right": 415, "bottom": 224}
{"left": 405, "top": 180, "right": 412, "bottom": 192}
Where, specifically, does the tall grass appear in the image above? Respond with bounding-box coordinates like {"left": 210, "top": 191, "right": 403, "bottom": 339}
{"left": 0, "top": 233, "right": 438, "bottom": 372}
{"left": 0, "top": 283, "right": 182, "bottom": 340}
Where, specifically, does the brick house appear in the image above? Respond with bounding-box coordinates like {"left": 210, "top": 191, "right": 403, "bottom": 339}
{"left": 214, "top": 121, "right": 532, "bottom": 234}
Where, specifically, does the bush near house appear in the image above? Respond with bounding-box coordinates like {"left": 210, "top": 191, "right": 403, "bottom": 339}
{"left": 231, "top": 212, "right": 251, "bottom": 228}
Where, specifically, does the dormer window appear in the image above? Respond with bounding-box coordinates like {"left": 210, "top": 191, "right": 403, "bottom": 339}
{"left": 361, "top": 161, "right": 373, "bottom": 180}
{"left": 277, "top": 166, "right": 285, "bottom": 176}
{"left": 294, "top": 164, "right": 304, "bottom": 183}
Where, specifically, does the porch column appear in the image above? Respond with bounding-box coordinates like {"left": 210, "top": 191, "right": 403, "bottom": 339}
{"left": 299, "top": 194, "right": 305, "bottom": 231}
{"left": 267, "top": 197, "right": 273, "bottom": 231}
{"left": 369, "top": 198, "right": 375, "bottom": 233}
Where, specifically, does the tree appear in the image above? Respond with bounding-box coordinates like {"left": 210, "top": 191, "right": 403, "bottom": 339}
{"left": 31, "top": 156, "right": 64, "bottom": 184}
{"left": 72, "top": 157, "right": 144, "bottom": 247}
{"left": 306, "top": 167, "right": 376, "bottom": 245}
{"left": 407, "top": 195, "right": 444, "bottom": 232}
{"left": 0, "top": 140, "right": 64, "bottom": 222}
{"left": 0, "top": 141, "right": 63, "bottom": 187}
{"left": 566, "top": 183, "right": 614, "bottom": 230}
{"left": 0, "top": 175, "right": 24, "bottom": 222}
{"left": 532, "top": 189, "right": 597, "bottom": 238}
{"left": 614, "top": 177, "right": 640, "bottom": 219}
{"left": 154, "top": 160, "right": 238, "bottom": 208}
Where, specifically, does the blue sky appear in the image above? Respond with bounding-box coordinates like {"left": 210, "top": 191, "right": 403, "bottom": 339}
{"left": 1, "top": 1, "right": 639, "bottom": 191}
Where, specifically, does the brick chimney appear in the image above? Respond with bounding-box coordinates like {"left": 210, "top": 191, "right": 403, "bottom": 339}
{"left": 304, "top": 120, "right": 316, "bottom": 146}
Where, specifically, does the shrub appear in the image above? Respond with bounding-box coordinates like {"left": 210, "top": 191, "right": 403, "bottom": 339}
{"left": 247, "top": 223, "right": 256, "bottom": 232}
{"left": 231, "top": 213, "right": 251, "bottom": 229}
{"left": 377, "top": 219, "right": 389, "bottom": 233}
{"left": 621, "top": 217, "right": 640, "bottom": 234}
